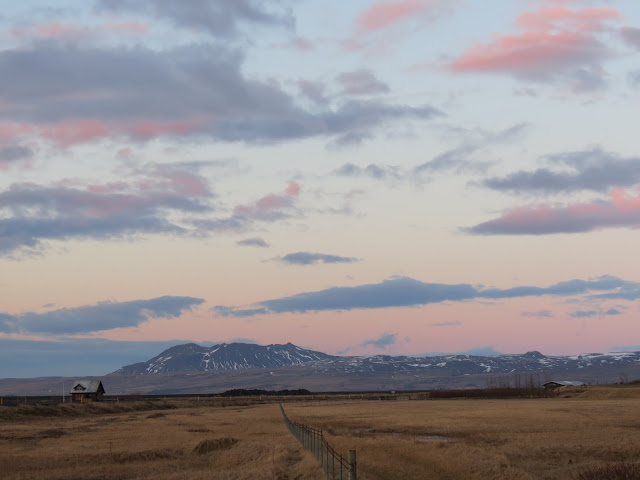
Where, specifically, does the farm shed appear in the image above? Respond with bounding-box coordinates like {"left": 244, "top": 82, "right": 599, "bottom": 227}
{"left": 543, "top": 380, "right": 585, "bottom": 389}
{"left": 70, "top": 380, "right": 105, "bottom": 402}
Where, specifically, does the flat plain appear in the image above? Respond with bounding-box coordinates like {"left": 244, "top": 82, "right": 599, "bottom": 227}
{"left": 2, "top": 387, "right": 640, "bottom": 479}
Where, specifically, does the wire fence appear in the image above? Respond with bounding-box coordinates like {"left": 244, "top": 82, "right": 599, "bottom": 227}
{"left": 280, "top": 404, "right": 357, "bottom": 480}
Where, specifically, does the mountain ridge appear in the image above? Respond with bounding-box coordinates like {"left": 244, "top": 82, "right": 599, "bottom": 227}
{"left": 111, "top": 342, "right": 335, "bottom": 375}
{"left": 111, "top": 342, "right": 640, "bottom": 380}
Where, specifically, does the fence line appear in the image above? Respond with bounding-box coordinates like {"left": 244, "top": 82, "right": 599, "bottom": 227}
{"left": 279, "top": 404, "right": 356, "bottom": 480}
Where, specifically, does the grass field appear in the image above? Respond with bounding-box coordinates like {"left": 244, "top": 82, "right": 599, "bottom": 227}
{"left": 2, "top": 387, "right": 640, "bottom": 479}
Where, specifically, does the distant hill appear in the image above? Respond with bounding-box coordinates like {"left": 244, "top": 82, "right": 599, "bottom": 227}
{"left": 111, "top": 342, "right": 640, "bottom": 384}
{"left": 111, "top": 342, "right": 336, "bottom": 374}
{"left": 3, "top": 345, "right": 640, "bottom": 395}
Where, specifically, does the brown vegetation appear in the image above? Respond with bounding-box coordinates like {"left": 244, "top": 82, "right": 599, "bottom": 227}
{"left": 1, "top": 386, "right": 640, "bottom": 479}
{"left": 0, "top": 400, "right": 324, "bottom": 480}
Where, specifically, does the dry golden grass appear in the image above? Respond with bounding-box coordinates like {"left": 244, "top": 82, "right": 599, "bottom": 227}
{"left": 283, "top": 391, "right": 640, "bottom": 479}
{"left": 2, "top": 388, "right": 640, "bottom": 479}
{"left": 0, "top": 401, "right": 325, "bottom": 480}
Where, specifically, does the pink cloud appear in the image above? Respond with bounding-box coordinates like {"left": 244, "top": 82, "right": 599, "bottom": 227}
{"left": 469, "top": 189, "right": 640, "bottom": 235}
{"left": 5, "top": 22, "right": 85, "bottom": 41}
{"left": 35, "top": 22, "right": 83, "bottom": 38}
{"left": 451, "top": 31, "right": 600, "bottom": 74}
{"left": 611, "top": 188, "right": 640, "bottom": 212}
{"left": 2, "top": 120, "right": 111, "bottom": 148}
{"left": 104, "top": 21, "right": 150, "bottom": 35}
{"left": 117, "top": 148, "right": 132, "bottom": 157}
{"left": 4, "top": 20, "right": 149, "bottom": 41}
{"left": 286, "top": 181, "right": 301, "bottom": 197}
{"left": 449, "top": 5, "right": 621, "bottom": 84}
{"left": 347, "top": 0, "right": 452, "bottom": 52}
{"left": 128, "top": 120, "right": 202, "bottom": 139}
{"left": 0, "top": 117, "right": 206, "bottom": 149}
{"left": 157, "top": 169, "right": 211, "bottom": 197}
{"left": 0, "top": 124, "right": 34, "bottom": 140}
{"left": 356, "top": 0, "right": 432, "bottom": 32}
{"left": 289, "top": 37, "right": 314, "bottom": 51}
{"left": 257, "top": 194, "right": 289, "bottom": 209}
{"left": 39, "top": 119, "right": 110, "bottom": 148}
{"left": 517, "top": 7, "right": 621, "bottom": 33}
{"left": 233, "top": 182, "right": 301, "bottom": 220}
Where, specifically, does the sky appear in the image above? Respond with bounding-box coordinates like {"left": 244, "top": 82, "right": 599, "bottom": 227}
{"left": 2, "top": 0, "right": 640, "bottom": 377}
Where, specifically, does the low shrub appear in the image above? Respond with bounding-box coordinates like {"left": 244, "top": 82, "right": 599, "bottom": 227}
{"left": 193, "top": 437, "right": 238, "bottom": 455}
{"left": 575, "top": 462, "right": 640, "bottom": 479}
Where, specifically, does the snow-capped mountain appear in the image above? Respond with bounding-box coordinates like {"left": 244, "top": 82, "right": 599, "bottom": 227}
{"left": 111, "top": 343, "right": 640, "bottom": 381}
{"left": 112, "top": 342, "right": 336, "bottom": 374}
{"left": 314, "top": 350, "right": 640, "bottom": 377}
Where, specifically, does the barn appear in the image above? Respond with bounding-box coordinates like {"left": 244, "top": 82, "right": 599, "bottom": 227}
{"left": 543, "top": 380, "right": 586, "bottom": 389}
{"left": 70, "top": 380, "right": 105, "bottom": 402}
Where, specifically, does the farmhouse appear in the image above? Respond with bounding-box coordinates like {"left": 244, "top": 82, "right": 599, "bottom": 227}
{"left": 543, "top": 380, "right": 585, "bottom": 389}
{"left": 70, "top": 380, "right": 105, "bottom": 402}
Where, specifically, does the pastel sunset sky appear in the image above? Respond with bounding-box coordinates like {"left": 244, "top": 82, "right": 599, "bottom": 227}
{"left": 2, "top": 0, "right": 640, "bottom": 377}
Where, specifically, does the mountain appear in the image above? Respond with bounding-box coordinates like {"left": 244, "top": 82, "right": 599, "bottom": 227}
{"left": 4, "top": 344, "right": 640, "bottom": 395}
{"left": 312, "top": 350, "right": 640, "bottom": 378}
{"left": 111, "top": 342, "right": 640, "bottom": 387}
{"left": 111, "top": 342, "right": 336, "bottom": 375}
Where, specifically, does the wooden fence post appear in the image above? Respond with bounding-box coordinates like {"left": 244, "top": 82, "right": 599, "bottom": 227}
{"left": 349, "top": 450, "right": 357, "bottom": 480}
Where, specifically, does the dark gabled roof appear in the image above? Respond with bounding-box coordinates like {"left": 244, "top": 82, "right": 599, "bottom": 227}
{"left": 70, "top": 380, "right": 105, "bottom": 394}
{"left": 543, "top": 380, "right": 585, "bottom": 387}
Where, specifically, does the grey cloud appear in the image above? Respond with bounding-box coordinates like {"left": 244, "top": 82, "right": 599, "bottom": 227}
{"left": 610, "top": 344, "right": 640, "bottom": 352}
{"left": 327, "top": 131, "right": 373, "bottom": 149}
{"left": 214, "top": 277, "right": 476, "bottom": 316}
{"left": 333, "top": 163, "right": 362, "bottom": 176}
{"left": 1, "top": 296, "right": 204, "bottom": 335}
{"left": 237, "top": 237, "right": 269, "bottom": 247}
{"left": 212, "top": 306, "right": 270, "bottom": 318}
{"left": 629, "top": 70, "right": 640, "bottom": 88}
{"left": 414, "top": 144, "right": 477, "bottom": 174}
{"left": 570, "top": 310, "right": 598, "bottom": 318}
{"left": 331, "top": 124, "right": 526, "bottom": 181}
{"left": 0, "top": 164, "right": 222, "bottom": 257}
{"left": 336, "top": 69, "right": 390, "bottom": 96}
{"left": 279, "top": 252, "right": 359, "bottom": 265}
{"left": 416, "top": 123, "right": 527, "bottom": 175}
{"left": 569, "top": 308, "right": 621, "bottom": 318}
{"left": 480, "top": 277, "right": 628, "bottom": 299}
{"left": 97, "top": 0, "right": 294, "bottom": 37}
{"left": 321, "top": 101, "right": 441, "bottom": 140}
{"left": 0, "top": 145, "right": 33, "bottom": 163}
{"left": 483, "top": 149, "right": 640, "bottom": 193}
{"left": 466, "top": 199, "right": 640, "bottom": 235}
{"left": 569, "top": 66, "right": 607, "bottom": 93}
{"left": 0, "top": 44, "right": 279, "bottom": 124}
{"left": 0, "top": 43, "right": 440, "bottom": 145}
{"left": 333, "top": 163, "right": 399, "bottom": 180}
{"left": 213, "top": 275, "right": 638, "bottom": 317}
{"left": 361, "top": 333, "right": 397, "bottom": 349}
{"left": 430, "top": 321, "right": 462, "bottom": 327}
{"left": 590, "top": 285, "right": 640, "bottom": 301}
{"left": 621, "top": 26, "right": 640, "bottom": 51}
{"left": 297, "top": 80, "right": 328, "bottom": 105}
{"left": 192, "top": 216, "right": 249, "bottom": 233}
{"left": 0, "top": 164, "right": 216, "bottom": 257}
